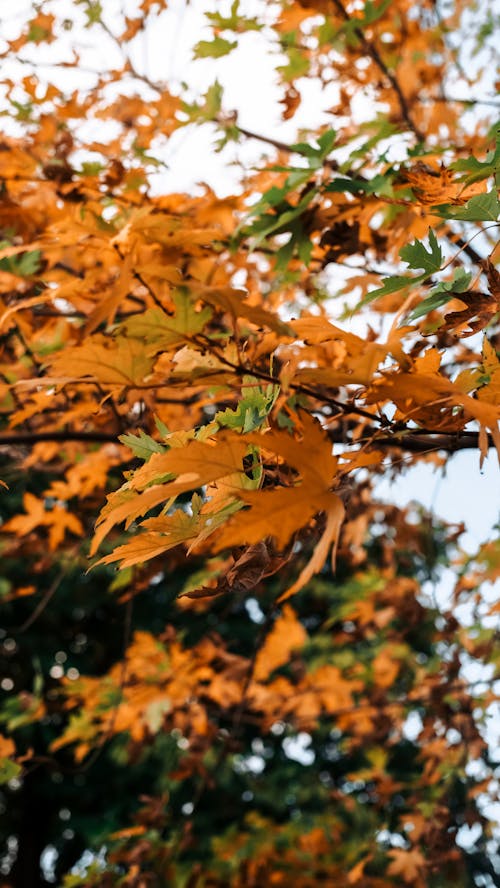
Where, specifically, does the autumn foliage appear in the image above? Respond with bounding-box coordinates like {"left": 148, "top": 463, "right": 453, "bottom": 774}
{"left": 0, "top": 1, "right": 500, "bottom": 886}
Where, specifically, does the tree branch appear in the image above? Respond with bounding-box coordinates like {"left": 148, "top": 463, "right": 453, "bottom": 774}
{"left": 234, "top": 124, "right": 301, "bottom": 155}
{"left": 0, "top": 428, "right": 494, "bottom": 454}
{"left": 422, "top": 95, "right": 500, "bottom": 109}
{"left": 328, "top": 428, "right": 495, "bottom": 453}
{"left": 0, "top": 431, "right": 118, "bottom": 445}
{"left": 329, "top": 0, "right": 424, "bottom": 141}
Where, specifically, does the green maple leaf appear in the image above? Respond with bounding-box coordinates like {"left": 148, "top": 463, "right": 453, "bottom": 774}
{"left": 399, "top": 229, "right": 443, "bottom": 273}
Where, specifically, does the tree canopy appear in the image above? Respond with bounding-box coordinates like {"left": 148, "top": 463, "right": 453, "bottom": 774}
{"left": 0, "top": 1, "right": 499, "bottom": 886}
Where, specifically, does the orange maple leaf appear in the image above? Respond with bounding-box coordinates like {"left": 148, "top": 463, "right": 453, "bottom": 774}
{"left": 387, "top": 847, "right": 427, "bottom": 884}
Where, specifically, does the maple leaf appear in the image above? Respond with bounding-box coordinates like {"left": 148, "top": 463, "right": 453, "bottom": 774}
{"left": 0, "top": 735, "right": 15, "bottom": 759}
{"left": 84, "top": 252, "right": 135, "bottom": 333}
{"left": 277, "top": 498, "right": 345, "bottom": 601}
{"left": 223, "top": 541, "right": 272, "bottom": 593}
{"left": 247, "top": 412, "right": 339, "bottom": 489}
{"left": 47, "top": 507, "right": 84, "bottom": 550}
{"left": 198, "top": 285, "right": 293, "bottom": 334}
{"left": 3, "top": 492, "right": 83, "bottom": 549}
{"left": 123, "top": 290, "right": 213, "bottom": 352}
{"left": 91, "top": 486, "right": 179, "bottom": 555}
{"left": 399, "top": 229, "right": 442, "bottom": 274}
{"left": 214, "top": 486, "right": 334, "bottom": 550}
{"left": 209, "top": 416, "right": 345, "bottom": 592}
{"left": 48, "top": 338, "right": 155, "bottom": 388}
{"left": 253, "top": 606, "right": 307, "bottom": 681}
{"left": 96, "top": 504, "right": 229, "bottom": 569}
{"left": 97, "top": 530, "right": 185, "bottom": 569}
{"left": 368, "top": 349, "right": 500, "bottom": 461}
{"left": 3, "top": 492, "right": 46, "bottom": 535}
{"left": 387, "top": 847, "right": 427, "bottom": 884}
{"left": 127, "top": 435, "right": 249, "bottom": 492}
{"left": 441, "top": 290, "right": 498, "bottom": 336}
{"left": 403, "top": 162, "right": 463, "bottom": 204}
{"left": 91, "top": 436, "right": 248, "bottom": 554}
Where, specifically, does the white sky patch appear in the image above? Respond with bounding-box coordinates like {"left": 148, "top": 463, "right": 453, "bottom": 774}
{"left": 283, "top": 731, "right": 315, "bottom": 765}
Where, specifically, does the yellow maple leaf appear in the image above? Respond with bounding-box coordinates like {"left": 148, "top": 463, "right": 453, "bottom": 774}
{"left": 129, "top": 435, "right": 248, "bottom": 491}
{"left": 0, "top": 734, "right": 15, "bottom": 759}
{"left": 247, "top": 412, "right": 339, "bottom": 489}
{"left": 46, "top": 507, "right": 84, "bottom": 550}
{"left": 387, "top": 847, "right": 427, "bottom": 884}
{"left": 48, "top": 337, "right": 155, "bottom": 388}
{"left": 3, "top": 491, "right": 45, "bottom": 535}
{"left": 91, "top": 436, "right": 248, "bottom": 554}
{"left": 278, "top": 498, "right": 345, "bottom": 601}
{"left": 97, "top": 513, "right": 201, "bottom": 569}
{"left": 369, "top": 349, "right": 500, "bottom": 462}
{"left": 214, "top": 487, "right": 335, "bottom": 551}
{"left": 3, "top": 492, "right": 84, "bottom": 550}
{"left": 253, "top": 605, "right": 307, "bottom": 681}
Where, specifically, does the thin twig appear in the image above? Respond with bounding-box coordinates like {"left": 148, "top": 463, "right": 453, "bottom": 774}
{"left": 235, "top": 125, "right": 301, "bottom": 156}
{"left": 329, "top": 0, "right": 424, "bottom": 141}
{"left": 15, "top": 568, "right": 66, "bottom": 633}
{"left": 422, "top": 95, "right": 500, "bottom": 109}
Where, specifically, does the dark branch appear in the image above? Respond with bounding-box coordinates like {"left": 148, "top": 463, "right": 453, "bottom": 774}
{"left": 0, "top": 431, "right": 117, "bottom": 446}
{"left": 235, "top": 125, "right": 301, "bottom": 155}
{"left": 329, "top": 0, "right": 424, "bottom": 141}
{"left": 0, "top": 428, "right": 494, "bottom": 455}
{"left": 327, "top": 428, "right": 495, "bottom": 453}
{"left": 449, "top": 234, "right": 485, "bottom": 265}
{"left": 422, "top": 95, "right": 500, "bottom": 109}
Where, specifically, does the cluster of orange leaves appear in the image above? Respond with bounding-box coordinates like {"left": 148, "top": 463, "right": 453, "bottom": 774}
{"left": 0, "top": 0, "right": 499, "bottom": 884}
